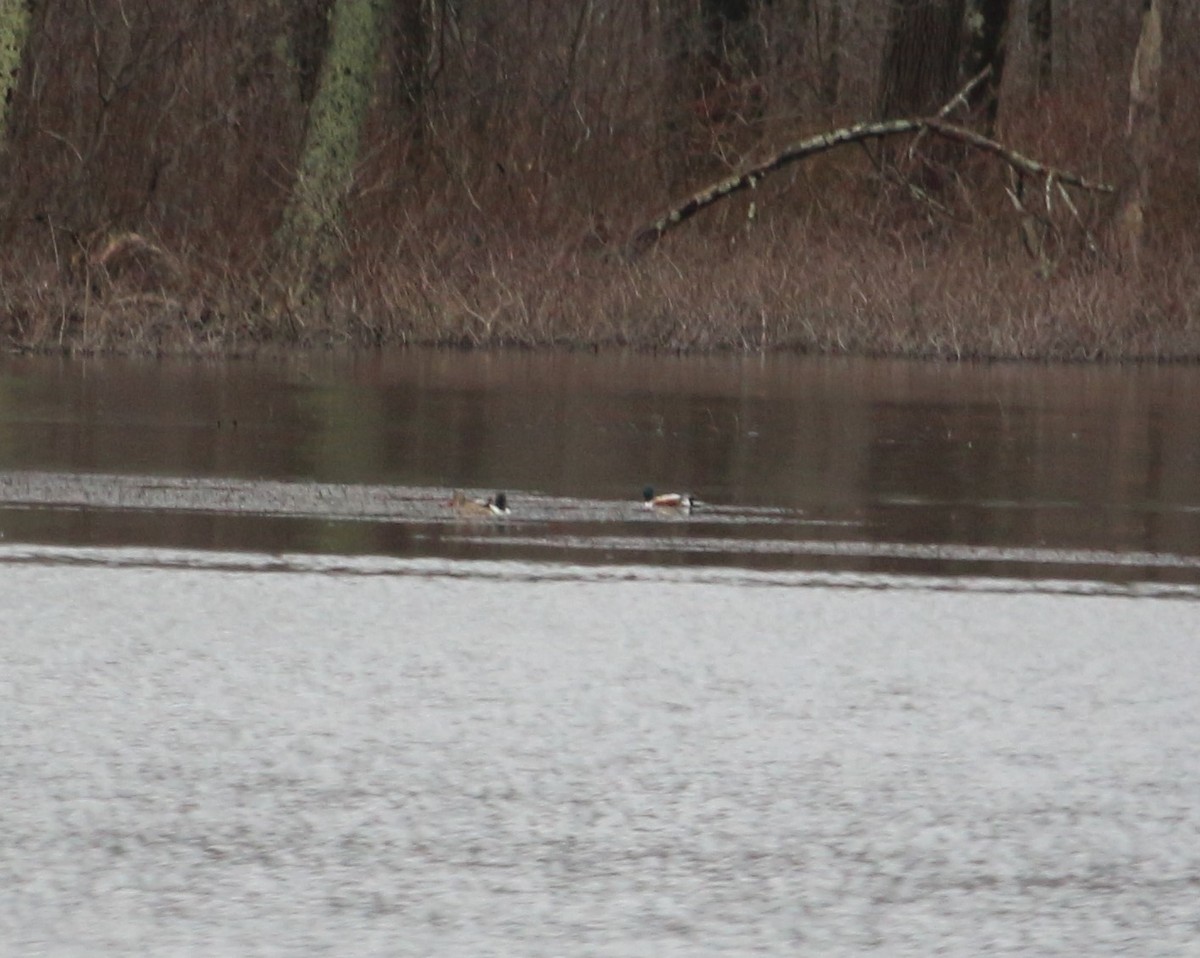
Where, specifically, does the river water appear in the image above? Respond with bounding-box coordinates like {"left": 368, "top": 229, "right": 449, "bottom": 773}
{"left": 2, "top": 351, "right": 1199, "bottom": 956}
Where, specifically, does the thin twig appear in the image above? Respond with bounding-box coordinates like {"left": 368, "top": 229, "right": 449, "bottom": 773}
{"left": 1056, "top": 179, "right": 1102, "bottom": 257}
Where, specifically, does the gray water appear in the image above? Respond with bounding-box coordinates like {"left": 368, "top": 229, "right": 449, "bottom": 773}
{"left": 2, "top": 352, "right": 1200, "bottom": 956}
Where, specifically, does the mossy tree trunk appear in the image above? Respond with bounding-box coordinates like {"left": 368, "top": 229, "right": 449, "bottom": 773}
{"left": 0, "top": 0, "right": 33, "bottom": 150}
{"left": 276, "top": 0, "right": 394, "bottom": 289}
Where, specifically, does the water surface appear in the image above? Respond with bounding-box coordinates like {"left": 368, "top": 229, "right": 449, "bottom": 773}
{"left": 2, "top": 351, "right": 1198, "bottom": 583}
{"left": 3, "top": 548, "right": 1199, "bottom": 957}
{"left": 2, "top": 352, "right": 1199, "bottom": 957}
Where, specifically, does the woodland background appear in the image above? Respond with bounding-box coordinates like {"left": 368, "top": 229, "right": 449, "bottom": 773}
{"left": 0, "top": 0, "right": 1196, "bottom": 358}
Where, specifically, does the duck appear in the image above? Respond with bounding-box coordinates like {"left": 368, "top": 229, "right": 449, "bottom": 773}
{"left": 642, "top": 486, "right": 695, "bottom": 511}
{"left": 449, "top": 490, "right": 510, "bottom": 517}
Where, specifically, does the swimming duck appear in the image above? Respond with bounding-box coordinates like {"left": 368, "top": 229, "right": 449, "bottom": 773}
{"left": 450, "top": 490, "right": 510, "bottom": 517}
{"left": 642, "top": 486, "right": 695, "bottom": 511}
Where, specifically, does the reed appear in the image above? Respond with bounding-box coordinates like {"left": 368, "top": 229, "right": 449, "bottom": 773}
{"left": 4, "top": 217, "right": 1198, "bottom": 361}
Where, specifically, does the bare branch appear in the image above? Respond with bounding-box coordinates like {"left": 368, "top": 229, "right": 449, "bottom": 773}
{"left": 627, "top": 113, "right": 1113, "bottom": 258}
{"left": 906, "top": 65, "right": 994, "bottom": 160}
{"left": 919, "top": 119, "right": 1110, "bottom": 193}
{"left": 935, "top": 66, "right": 993, "bottom": 121}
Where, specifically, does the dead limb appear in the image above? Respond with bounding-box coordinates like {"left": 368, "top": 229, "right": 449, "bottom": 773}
{"left": 626, "top": 113, "right": 1113, "bottom": 259}
{"left": 904, "top": 65, "right": 993, "bottom": 160}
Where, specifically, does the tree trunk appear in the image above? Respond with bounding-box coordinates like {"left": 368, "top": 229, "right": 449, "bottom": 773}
{"left": 878, "top": 0, "right": 967, "bottom": 119}
{"left": 1027, "top": 0, "right": 1052, "bottom": 94}
{"left": 962, "top": 0, "right": 1011, "bottom": 133}
{"left": 276, "top": 0, "right": 394, "bottom": 287}
{"left": 0, "top": 0, "right": 33, "bottom": 150}
{"left": 1119, "top": 0, "right": 1162, "bottom": 269}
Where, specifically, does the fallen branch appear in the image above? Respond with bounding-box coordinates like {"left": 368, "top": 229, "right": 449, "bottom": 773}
{"left": 626, "top": 114, "right": 1113, "bottom": 258}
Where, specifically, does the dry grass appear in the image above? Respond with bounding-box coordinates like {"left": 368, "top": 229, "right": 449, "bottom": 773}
{"left": 4, "top": 208, "right": 1199, "bottom": 362}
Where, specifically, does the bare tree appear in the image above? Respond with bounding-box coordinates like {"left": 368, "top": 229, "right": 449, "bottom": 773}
{"left": 1119, "top": 0, "right": 1162, "bottom": 268}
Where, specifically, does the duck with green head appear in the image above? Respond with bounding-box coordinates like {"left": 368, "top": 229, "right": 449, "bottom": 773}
{"left": 450, "top": 490, "right": 510, "bottom": 517}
